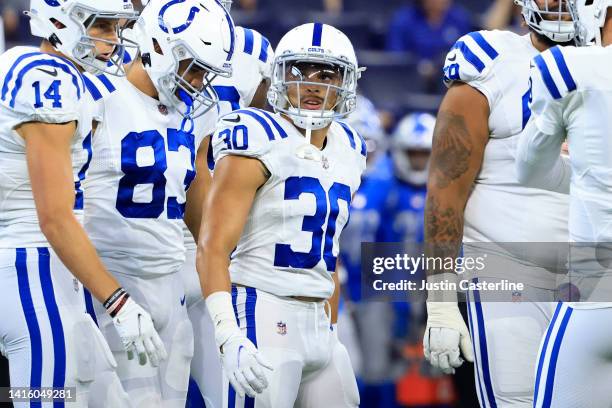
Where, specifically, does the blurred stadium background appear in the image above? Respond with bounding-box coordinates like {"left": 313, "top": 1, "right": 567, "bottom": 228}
{"left": 0, "top": 1, "right": 526, "bottom": 407}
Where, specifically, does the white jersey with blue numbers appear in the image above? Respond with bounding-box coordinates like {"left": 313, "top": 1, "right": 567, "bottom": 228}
{"left": 444, "top": 31, "right": 568, "bottom": 251}
{"left": 0, "top": 46, "right": 91, "bottom": 248}
{"left": 212, "top": 108, "right": 366, "bottom": 298}
{"left": 182, "top": 26, "right": 275, "bottom": 251}
{"left": 83, "top": 75, "right": 217, "bottom": 276}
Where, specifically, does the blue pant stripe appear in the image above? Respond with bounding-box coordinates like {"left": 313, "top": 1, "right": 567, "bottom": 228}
{"left": 37, "top": 248, "right": 66, "bottom": 408}
{"left": 472, "top": 280, "right": 498, "bottom": 408}
{"left": 186, "top": 376, "right": 206, "bottom": 407}
{"left": 534, "top": 302, "right": 562, "bottom": 406}
{"left": 244, "top": 288, "right": 257, "bottom": 408}
{"left": 228, "top": 384, "right": 236, "bottom": 408}
{"left": 83, "top": 288, "right": 98, "bottom": 326}
{"left": 15, "top": 248, "right": 43, "bottom": 408}
{"left": 541, "top": 306, "right": 573, "bottom": 408}
{"left": 466, "top": 292, "right": 487, "bottom": 408}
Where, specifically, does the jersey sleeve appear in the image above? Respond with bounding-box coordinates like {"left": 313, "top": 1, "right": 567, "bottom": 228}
{"left": 0, "top": 56, "right": 84, "bottom": 125}
{"left": 82, "top": 73, "right": 118, "bottom": 123}
{"left": 212, "top": 108, "right": 280, "bottom": 173}
{"left": 442, "top": 31, "right": 502, "bottom": 105}
{"left": 336, "top": 121, "right": 367, "bottom": 176}
{"left": 529, "top": 46, "right": 577, "bottom": 136}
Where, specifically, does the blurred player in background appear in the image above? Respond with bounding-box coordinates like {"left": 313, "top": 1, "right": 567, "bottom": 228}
{"left": 424, "top": 1, "right": 576, "bottom": 407}
{"left": 82, "top": 0, "right": 234, "bottom": 406}
{"left": 198, "top": 22, "right": 362, "bottom": 407}
{"left": 0, "top": 0, "right": 170, "bottom": 406}
{"left": 516, "top": 1, "right": 612, "bottom": 406}
{"left": 181, "top": 1, "right": 275, "bottom": 406}
{"left": 338, "top": 94, "right": 393, "bottom": 406}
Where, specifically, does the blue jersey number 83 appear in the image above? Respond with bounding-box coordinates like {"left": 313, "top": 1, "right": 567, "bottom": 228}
{"left": 116, "top": 129, "right": 196, "bottom": 219}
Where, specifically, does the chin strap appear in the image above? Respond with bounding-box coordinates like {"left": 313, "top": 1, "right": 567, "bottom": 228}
{"left": 178, "top": 89, "right": 195, "bottom": 134}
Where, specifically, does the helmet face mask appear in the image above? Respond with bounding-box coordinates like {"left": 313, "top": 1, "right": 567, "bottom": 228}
{"left": 515, "top": 0, "right": 577, "bottom": 43}
{"left": 28, "top": 0, "right": 139, "bottom": 76}
{"left": 270, "top": 54, "right": 358, "bottom": 130}
{"left": 570, "top": 0, "right": 612, "bottom": 46}
{"left": 134, "top": 0, "right": 235, "bottom": 123}
{"left": 268, "top": 23, "right": 361, "bottom": 130}
{"left": 72, "top": 8, "right": 139, "bottom": 76}
{"left": 165, "top": 52, "right": 225, "bottom": 122}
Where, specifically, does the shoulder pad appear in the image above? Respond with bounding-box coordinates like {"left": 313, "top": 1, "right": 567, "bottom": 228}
{"left": 335, "top": 121, "right": 367, "bottom": 159}
{"left": 0, "top": 51, "right": 85, "bottom": 120}
{"left": 532, "top": 46, "right": 578, "bottom": 101}
{"left": 213, "top": 108, "right": 287, "bottom": 163}
{"left": 235, "top": 26, "right": 274, "bottom": 66}
{"left": 82, "top": 72, "right": 117, "bottom": 102}
{"left": 443, "top": 31, "right": 501, "bottom": 86}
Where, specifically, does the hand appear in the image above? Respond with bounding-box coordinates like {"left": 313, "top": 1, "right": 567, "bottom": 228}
{"left": 112, "top": 297, "right": 167, "bottom": 367}
{"left": 221, "top": 334, "right": 273, "bottom": 398}
{"left": 423, "top": 302, "right": 474, "bottom": 374}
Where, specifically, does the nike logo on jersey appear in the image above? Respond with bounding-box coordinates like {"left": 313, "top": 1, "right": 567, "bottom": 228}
{"left": 36, "top": 67, "right": 58, "bottom": 77}
{"left": 448, "top": 54, "right": 457, "bottom": 62}
{"left": 180, "top": 295, "right": 186, "bottom": 306}
{"left": 223, "top": 115, "right": 241, "bottom": 123}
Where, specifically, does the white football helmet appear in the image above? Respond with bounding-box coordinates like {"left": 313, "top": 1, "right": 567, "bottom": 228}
{"left": 134, "top": 0, "right": 235, "bottom": 120}
{"left": 219, "top": 0, "right": 233, "bottom": 11}
{"left": 572, "top": 0, "right": 612, "bottom": 45}
{"left": 268, "top": 23, "right": 363, "bottom": 130}
{"left": 515, "top": 0, "right": 577, "bottom": 42}
{"left": 391, "top": 113, "right": 435, "bottom": 186}
{"left": 28, "top": 0, "right": 138, "bottom": 75}
{"left": 344, "top": 95, "right": 385, "bottom": 165}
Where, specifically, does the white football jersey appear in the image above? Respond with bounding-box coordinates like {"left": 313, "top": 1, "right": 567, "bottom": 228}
{"left": 182, "top": 26, "right": 275, "bottom": 251}
{"left": 444, "top": 31, "right": 569, "bottom": 242}
{"left": 83, "top": 75, "right": 217, "bottom": 276}
{"left": 212, "top": 26, "right": 273, "bottom": 117}
{"left": 524, "top": 45, "right": 612, "bottom": 309}
{"left": 0, "top": 46, "right": 91, "bottom": 248}
{"left": 212, "top": 108, "right": 366, "bottom": 298}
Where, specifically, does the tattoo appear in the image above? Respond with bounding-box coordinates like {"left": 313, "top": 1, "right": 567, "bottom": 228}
{"left": 424, "top": 195, "right": 463, "bottom": 274}
{"left": 430, "top": 111, "right": 473, "bottom": 189}
{"left": 425, "top": 195, "right": 462, "bottom": 245}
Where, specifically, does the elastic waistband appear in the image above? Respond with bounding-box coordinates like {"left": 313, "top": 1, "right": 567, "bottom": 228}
{"left": 233, "top": 284, "right": 328, "bottom": 310}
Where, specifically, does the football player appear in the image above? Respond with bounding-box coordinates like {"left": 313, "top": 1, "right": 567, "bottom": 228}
{"left": 81, "top": 0, "right": 234, "bottom": 406}
{"left": 423, "top": 0, "right": 576, "bottom": 406}
{"left": 180, "top": 2, "right": 275, "bottom": 405}
{"left": 198, "top": 23, "right": 362, "bottom": 407}
{"left": 515, "top": 1, "right": 612, "bottom": 406}
{"left": 0, "top": 0, "right": 167, "bottom": 407}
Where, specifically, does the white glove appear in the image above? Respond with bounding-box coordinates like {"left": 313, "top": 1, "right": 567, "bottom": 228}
{"left": 207, "top": 291, "right": 273, "bottom": 398}
{"left": 111, "top": 296, "right": 167, "bottom": 367}
{"left": 220, "top": 333, "right": 273, "bottom": 398}
{"left": 424, "top": 302, "right": 474, "bottom": 374}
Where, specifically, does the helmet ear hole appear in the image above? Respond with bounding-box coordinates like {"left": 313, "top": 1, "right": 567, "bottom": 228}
{"left": 49, "top": 17, "right": 66, "bottom": 29}
{"left": 152, "top": 38, "right": 164, "bottom": 55}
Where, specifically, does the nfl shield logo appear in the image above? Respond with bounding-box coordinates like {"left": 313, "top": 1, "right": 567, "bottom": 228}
{"left": 158, "top": 104, "right": 168, "bottom": 115}
{"left": 276, "top": 321, "right": 287, "bottom": 336}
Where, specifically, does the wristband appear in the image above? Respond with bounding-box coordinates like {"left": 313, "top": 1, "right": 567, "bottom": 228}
{"left": 206, "top": 291, "right": 241, "bottom": 349}
{"left": 103, "top": 287, "right": 130, "bottom": 318}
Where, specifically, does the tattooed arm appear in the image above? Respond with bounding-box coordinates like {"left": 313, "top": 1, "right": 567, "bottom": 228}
{"left": 425, "top": 82, "right": 490, "bottom": 276}
{"left": 422, "top": 82, "right": 488, "bottom": 372}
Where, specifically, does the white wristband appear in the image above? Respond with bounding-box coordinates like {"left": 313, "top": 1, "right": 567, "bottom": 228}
{"left": 206, "top": 291, "right": 242, "bottom": 349}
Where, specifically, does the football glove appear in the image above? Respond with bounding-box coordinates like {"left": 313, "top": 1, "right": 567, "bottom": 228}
{"left": 106, "top": 289, "right": 167, "bottom": 367}
{"left": 424, "top": 302, "right": 474, "bottom": 374}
